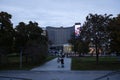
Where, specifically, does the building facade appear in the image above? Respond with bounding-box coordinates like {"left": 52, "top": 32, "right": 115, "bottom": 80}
{"left": 46, "top": 26, "right": 74, "bottom": 45}
{"left": 46, "top": 26, "right": 74, "bottom": 52}
{"left": 46, "top": 23, "right": 81, "bottom": 54}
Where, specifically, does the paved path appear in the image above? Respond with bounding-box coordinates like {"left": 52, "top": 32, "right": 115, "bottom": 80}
{"left": 0, "top": 70, "right": 120, "bottom": 80}
{"left": 31, "top": 57, "right": 71, "bottom": 71}
{"left": 0, "top": 57, "right": 120, "bottom": 80}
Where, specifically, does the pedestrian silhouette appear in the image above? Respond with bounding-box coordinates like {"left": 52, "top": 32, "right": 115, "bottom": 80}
{"left": 60, "top": 57, "right": 64, "bottom": 68}
{"left": 57, "top": 55, "right": 61, "bottom": 68}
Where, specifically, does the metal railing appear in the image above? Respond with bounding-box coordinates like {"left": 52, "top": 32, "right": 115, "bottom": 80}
{"left": 0, "top": 75, "right": 32, "bottom": 80}
{"left": 93, "top": 70, "right": 120, "bottom": 80}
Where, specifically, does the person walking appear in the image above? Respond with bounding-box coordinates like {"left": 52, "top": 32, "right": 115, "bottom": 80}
{"left": 60, "top": 56, "right": 64, "bottom": 68}
{"left": 57, "top": 55, "right": 61, "bottom": 68}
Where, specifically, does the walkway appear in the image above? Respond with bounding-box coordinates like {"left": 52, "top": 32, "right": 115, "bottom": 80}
{"left": 31, "top": 57, "right": 71, "bottom": 71}
{"left": 0, "top": 70, "right": 120, "bottom": 80}
{"left": 0, "top": 57, "right": 120, "bottom": 80}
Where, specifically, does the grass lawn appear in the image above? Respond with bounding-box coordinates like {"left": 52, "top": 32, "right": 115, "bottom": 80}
{"left": 71, "top": 56, "right": 120, "bottom": 70}
{"left": 0, "top": 55, "right": 56, "bottom": 70}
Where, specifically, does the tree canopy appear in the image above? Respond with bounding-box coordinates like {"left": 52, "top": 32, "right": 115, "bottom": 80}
{"left": 108, "top": 14, "right": 120, "bottom": 53}
{"left": 0, "top": 11, "right": 48, "bottom": 64}
{"left": 78, "top": 13, "right": 112, "bottom": 63}
{"left": 0, "top": 11, "right": 14, "bottom": 54}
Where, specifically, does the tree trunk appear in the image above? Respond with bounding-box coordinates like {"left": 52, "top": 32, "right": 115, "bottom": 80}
{"left": 95, "top": 44, "right": 99, "bottom": 64}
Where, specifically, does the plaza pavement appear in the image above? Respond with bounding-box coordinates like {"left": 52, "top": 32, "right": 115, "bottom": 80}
{"left": 31, "top": 57, "right": 71, "bottom": 71}
{"left": 0, "top": 57, "right": 120, "bottom": 80}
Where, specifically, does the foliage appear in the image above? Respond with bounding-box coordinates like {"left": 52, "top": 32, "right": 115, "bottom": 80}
{"left": 0, "top": 11, "right": 48, "bottom": 65}
{"left": 81, "top": 13, "right": 112, "bottom": 63}
{"left": 69, "top": 33, "right": 89, "bottom": 55}
{"left": 14, "top": 22, "right": 28, "bottom": 51}
{"left": 0, "top": 11, "right": 14, "bottom": 54}
{"left": 15, "top": 21, "right": 44, "bottom": 49}
{"left": 81, "top": 13, "right": 112, "bottom": 47}
{"left": 0, "top": 11, "right": 15, "bottom": 64}
{"left": 15, "top": 21, "right": 48, "bottom": 64}
{"left": 108, "top": 14, "right": 120, "bottom": 53}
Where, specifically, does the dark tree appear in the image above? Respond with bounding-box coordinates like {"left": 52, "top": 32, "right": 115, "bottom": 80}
{"left": 15, "top": 21, "right": 48, "bottom": 64}
{"left": 108, "top": 14, "right": 120, "bottom": 55}
{"left": 0, "top": 11, "right": 14, "bottom": 64}
{"left": 81, "top": 13, "right": 112, "bottom": 64}
{"left": 15, "top": 22, "right": 28, "bottom": 51}
{"left": 69, "top": 32, "right": 89, "bottom": 56}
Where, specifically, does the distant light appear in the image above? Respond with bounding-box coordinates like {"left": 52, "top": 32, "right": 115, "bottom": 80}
{"left": 75, "top": 23, "right": 81, "bottom": 37}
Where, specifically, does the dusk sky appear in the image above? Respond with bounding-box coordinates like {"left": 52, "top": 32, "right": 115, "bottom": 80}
{"left": 0, "top": 0, "right": 120, "bottom": 27}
